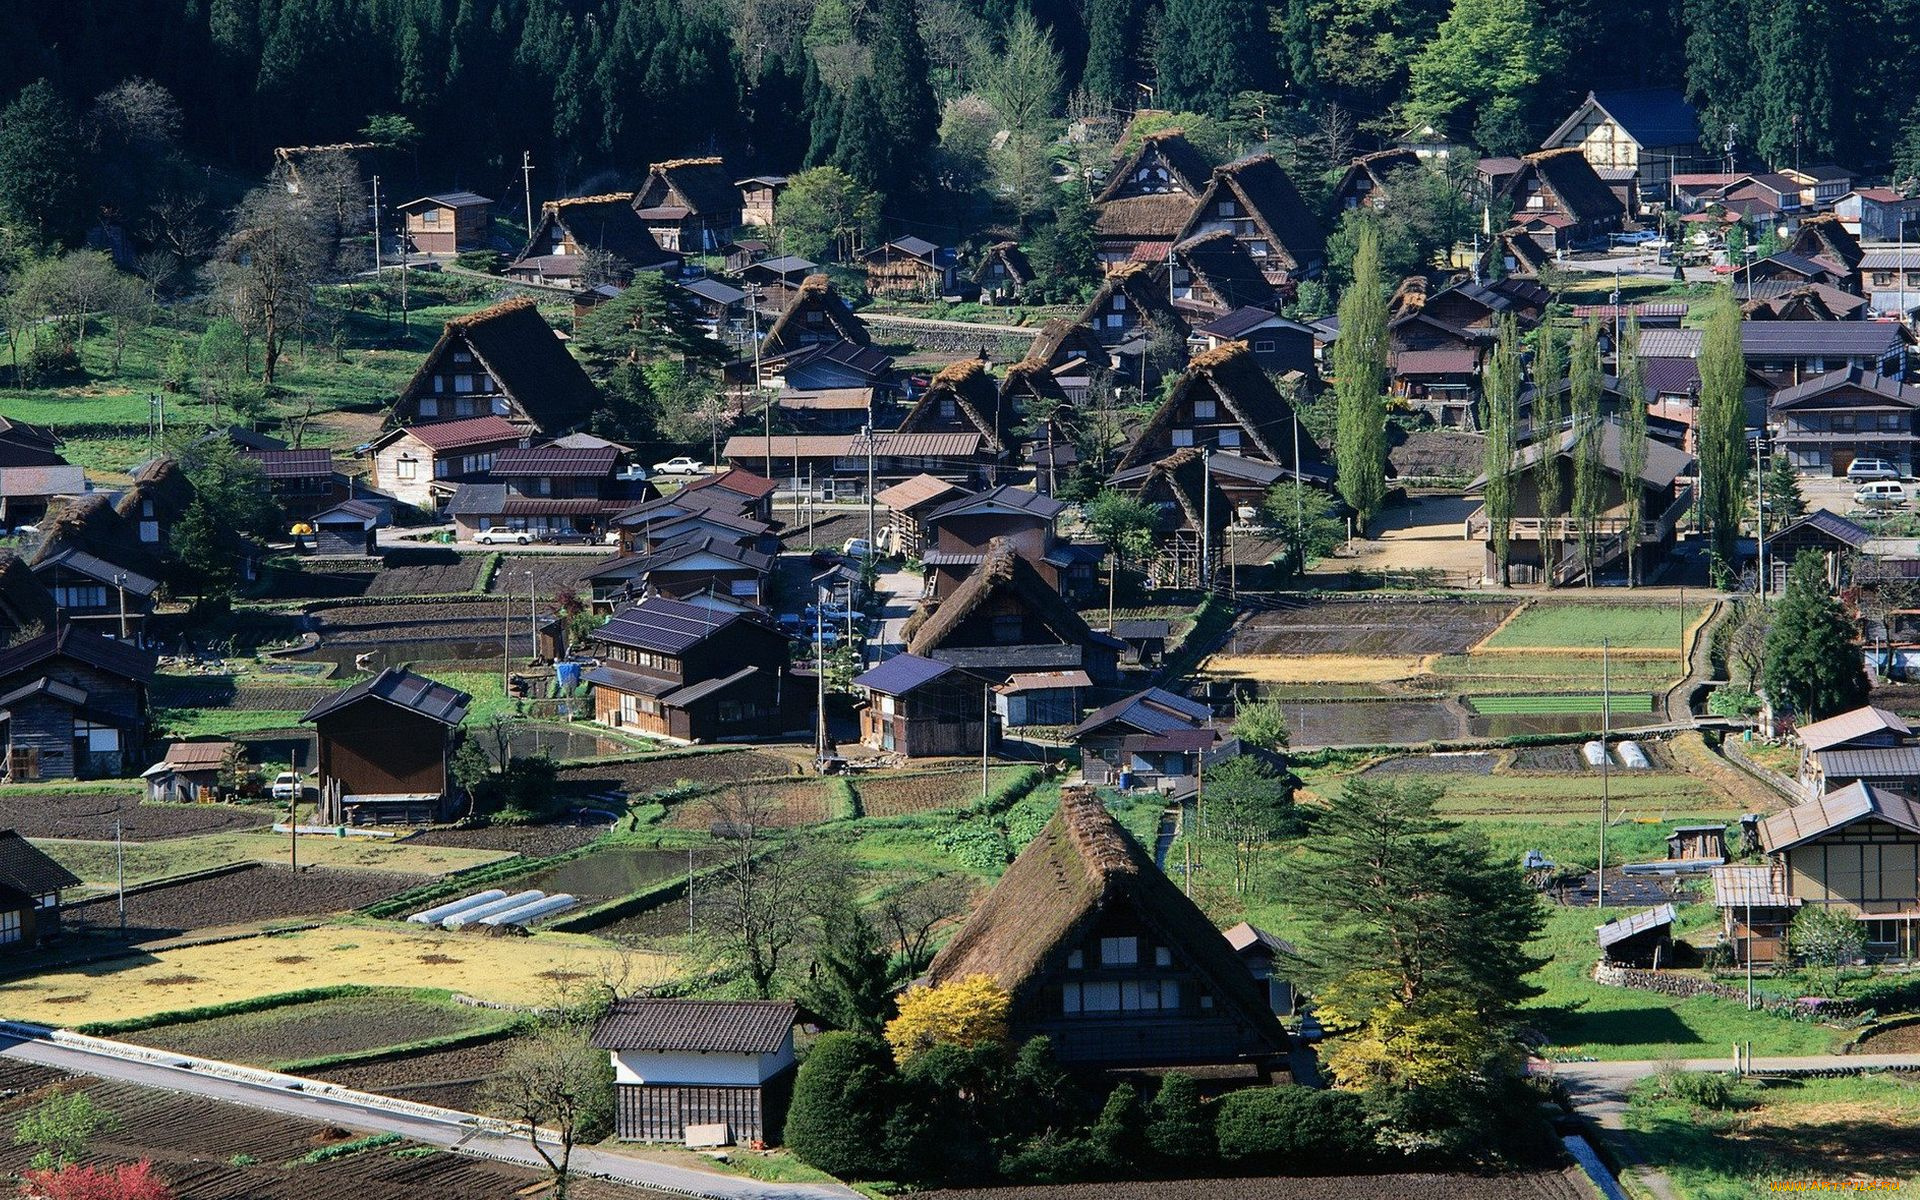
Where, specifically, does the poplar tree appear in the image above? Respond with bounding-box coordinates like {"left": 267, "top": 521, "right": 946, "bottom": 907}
{"left": 1569, "top": 320, "right": 1605, "bottom": 585}
{"left": 1333, "top": 224, "right": 1389, "bottom": 529}
{"left": 1481, "top": 316, "right": 1521, "bottom": 585}
{"left": 1617, "top": 314, "right": 1649, "bottom": 586}
{"left": 1530, "top": 325, "right": 1567, "bottom": 581}
{"left": 1697, "top": 293, "right": 1748, "bottom": 578}
{"left": 1764, "top": 551, "right": 1870, "bottom": 720}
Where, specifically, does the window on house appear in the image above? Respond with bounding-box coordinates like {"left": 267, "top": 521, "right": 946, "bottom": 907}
{"left": 1067, "top": 949, "right": 1084, "bottom": 969}
{"left": 454, "top": 350, "right": 472, "bottom": 363}
{"left": 991, "top": 613, "right": 1023, "bottom": 643}
{"left": 1219, "top": 200, "right": 1238, "bottom": 217}
{"left": 54, "top": 585, "right": 109, "bottom": 609}
{"left": 455, "top": 374, "right": 476, "bottom": 393}
{"left": 74, "top": 720, "right": 120, "bottom": 753}
{"left": 433, "top": 376, "right": 446, "bottom": 394}
{"left": 1863, "top": 918, "right": 1900, "bottom": 946}
{"left": 1171, "top": 429, "right": 1195, "bottom": 448}
{"left": 618, "top": 693, "right": 638, "bottom": 725}
{"left": 140, "top": 520, "right": 159, "bottom": 543}
{"left": 1100, "top": 936, "right": 1139, "bottom": 966}
{"left": 1155, "top": 946, "right": 1172, "bottom": 967}
{"left": 939, "top": 400, "right": 957, "bottom": 420}
{"left": 397, "top": 457, "right": 418, "bottom": 481}
{"left": 1192, "top": 399, "right": 1217, "bottom": 420}
{"left": 1219, "top": 429, "right": 1242, "bottom": 448}
{"left": 0, "top": 910, "right": 19, "bottom": 945}
{"left": 422, "top": 209, "right": 440, "bottom": 224}
{"left": 434, "top": 460, "right": 450, "bottom": 479}
{"left": 1254, "top": 340, "right": 1275, "bottom": 353}
{"left": 1112, "top": 295, "right": 1127, "bottom": 311}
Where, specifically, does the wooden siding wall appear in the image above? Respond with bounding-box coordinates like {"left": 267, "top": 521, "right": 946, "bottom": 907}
{"left": 316, "top": 703, "right": 449, "bottom": 797}
{"left": 1, "top": 661, "right": 144, "bottom": 781}
{"left": 614, "top": 1082, "right": 785, "bottom": 1144}
{"left": 1786, "top": 821, "right": 1920, "bottom": 911}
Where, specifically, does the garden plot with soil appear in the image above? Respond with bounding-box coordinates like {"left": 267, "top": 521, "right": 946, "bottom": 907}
{"left": 919, "top": 1170, "right": 1597, "bottom": 1200}
{"left": 1224, "top": 598, "right": 1517, "bottom": 658}
{"left": 664, "top": 778, "right": 836, "bottom": 829}
{"left": 116, "top": 989, "right": 513, "bottom": 1069}
{"left": 854, "top": 766, "right": 1033, "bottom": 817}
{"left": 63, "top": 863, "right": 429, "bottom": 937}
{"left": 1277, "top": 698, "right": 1471, "bottom": 748}
{"left": 482, "top": 553, "right": 600, "bottom": 598}
{"left": 0, "top": 1059, "right": 663, "bottom": 1200}
{"left": 361, "top": 549, "right": 484, "bottom": 596}
{"left": 405, "top": 820, "right": 605, "bottom": 856}
{"left": 0, "top": 790, "right": 268, "bottom": 841}
{"left": 558, "top": 748, "right": 800, "bottom": 799}
{"left": 512, "top": 845, "right": 719, "bottom": 902}
{"left": 313, "top": 1031, "right": 531, "bottom": 1110}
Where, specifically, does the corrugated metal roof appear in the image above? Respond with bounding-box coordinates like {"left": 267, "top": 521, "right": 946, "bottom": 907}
{"left": 1596, "top": 902, "right": 1678, "bottom": 949}
{"left": 1812, "top": 746, "right": 1920, "bottom": 778}
{"left": 999, "top": 669, "right": 1092, "bottom": 693}
{"left": 875, "top": 474, "right": 968, "bottom": 512}
{"left": 492, "top": 445, "right": 620, "bottom": 477}
{"left": 242, "top": 448, "right": 334, "bottom": 479}
{"left": 1742, "top": 322, "right": 1910, "bottom": 356}
{"left": 403, "top": 415, "right": 524, "bottom": 451}
{"left": 854, "top": 652, "right": 953, "bottom": 696}
{"left": 163, "top": 740, "right": 238, "bottom": 769}
{"left": 301, "top": 667, "right": 470, "bottom": 726}
{"left": 1712, "top": 863, "right": 1796, "bottom": 908}
{"left": 591, "top": 999, "right": 796, "bottom": 1053}
{"left": 1796, "top": 705, "right": 1911, "bottom": 751}
{"left": 722, "top": 432, "right": 983, "bottom": 459}
{"left": 1760, "top": 781, "right": 1920, "bottom": 851}
{"left": 1639, "top": 329, "right": 1704, "bottom": 359}
{"left": 0, "top": 465, "right": 87, "bottom": 498}
{"left": 927, "top": 484, "right": 1066, "bottom": 524}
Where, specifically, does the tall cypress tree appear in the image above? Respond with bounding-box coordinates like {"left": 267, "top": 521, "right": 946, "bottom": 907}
{"left": 1756, "top": 0, "right": 1838, "bottom": 166}
{"left": 1083, "top": 0, "right": 1136, "bottom": 106}
{"left": 0, "top": 80, "right": 85, "bottom": 247}
{"left": 1569, "top": 320, "right": 1606, "bottom": 586}
{"left": 1333, "top": 223, "right": 1389, "bottom": 529}
{"left": 1617, "top": 314, "right": 1649, "bottom": 586}
{"left": 1155, "top": 0, "right": 1272, "bottom": 115}
{"left": 868, "top": 0, "right": 937, "bottom": 192}
{"left": 1697, "top": 293, "right": 1748, "bottom": 579}
{"left": 1482, "top": 316, "right": 1522, "bottom": 586}
{"left": 1531, "top": 325, "right": 1568, "bottom": 580}
{"left": 1682, "top": 0, "right": 1751, "bottom": 149}
{"left": 1764, "top": 551, "right": 1869, "bottom": 720}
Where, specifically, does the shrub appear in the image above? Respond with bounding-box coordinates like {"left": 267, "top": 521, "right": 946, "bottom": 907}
{"left": 785, "top": 1032, "right": 895, "bottom": 1177}
{"left": 884, "top": 975, "right": 1010, "bottom": 1063}
{"left": 1145, "top": 1073, "right": 1212, "bottom": 1162}
{"left": 1216, "top": 1085, "right": 1372, "bottom": 1172}
{"left": 1655, "top": 1068, "right": 1735, "bottom": 1110}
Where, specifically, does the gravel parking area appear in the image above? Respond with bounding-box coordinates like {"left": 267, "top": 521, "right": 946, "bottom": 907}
{"left": 0, "top": 792, "right": 269, "bottom": 841}
{"left": 65, "top": 863, "right": 426, "bottom": 936}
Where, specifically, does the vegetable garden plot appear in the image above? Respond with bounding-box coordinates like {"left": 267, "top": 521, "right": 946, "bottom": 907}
{"left": 1478, "top": 601, "right": 1707, "bottom": 651}
{"left": 558, "top": 748, "right": 800, "bottom": 798}
{"left": 0, "top": 791, "right": 267, "bottom": 840}
{"left": 1231, "top": 600, "right": 1517, "bottom": 657}
{"left": 1468, "top": 694, "right": 1658, "bottom": 715}
{"left": 1280, "top": 699, "right": 1470, "bottom": 748}
{"left": 664, "top": 779, "right": 832, "bottom": 829}
{"left": 919, "top": 1170, "right": 1597, "bottom": 1200}
{"left": 856, "top": 768, "right": 1030, "bottom": 817}
{"left": 65, "top": 863, "right": 428, "bottom": 937}
{"left": 122, "top": 991, "right": 508, "bottom": 1066}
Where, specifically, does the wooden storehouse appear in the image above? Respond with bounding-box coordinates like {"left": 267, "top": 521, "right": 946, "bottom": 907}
{"left": 0, "top": 626, "right": 155, "bottom": 781}
{"left": 303, "top": 668, "right": 471, "bottom": 825}
{"left": 976, "top": 242, "right": 1034, "bottom": 303}
{"left": 736, "top": 175, "right": 787, "bottom": 228}
{"left": 855, "top": 652, "right": 992, "bottom": 757}
{"left": 0, "top": 829, "right": 81, "bottom": 951}
{"left": 861, "top": 236, "right": 957, "bottom": 299}
{"left": 586, "top": 596, "right": 800, "bottom": 743}
{"left": 308, "top": 499, "right": 383, "bottom": 557}
{"left": 925, "top": 786, "right": 1289, "bottom": 1070}
{"left": 1596, "top": 904, "right": 1678, "bottom": 967}
{"left": 397, "top": 192, "right": 492, "bottom": 255}
{"left": 142, "top": 740, "right": 238, "bottom": 803}
{"left": 592, "top": 998, "right": 798, "bottom": 1145}
{"left": 903, "top": 539, "right": 1122, "bottom": 686}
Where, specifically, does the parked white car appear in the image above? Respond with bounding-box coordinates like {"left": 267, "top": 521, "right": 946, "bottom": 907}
{"left": 1847, "top": 457, "right": 1903, "bottom": 483}
{"left": 842, "top": 537, "right": 873, "bottom": 559}
{"left": 475, "top": 528, "right": 534, "bottom": 545}
{"left": 271, "top": 771, "right": 304, "bottom": 801}
{"left": 1855, "top": 481, "right": 1908, "bottom": 508}
{"left": 652, "top": 456, "right": 704, "bottom": 476}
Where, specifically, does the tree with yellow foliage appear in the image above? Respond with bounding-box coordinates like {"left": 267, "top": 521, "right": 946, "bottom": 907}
{"left": 883, "top": 974, "right": 1010, "bottom": 1063}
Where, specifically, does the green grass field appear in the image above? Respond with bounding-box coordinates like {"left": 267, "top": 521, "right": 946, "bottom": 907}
{"left": 1468, "top": 693, "right": 1658, "bottom": 714}
{"left": 1481, "top": 602, "right": 1707, "bottom": 651}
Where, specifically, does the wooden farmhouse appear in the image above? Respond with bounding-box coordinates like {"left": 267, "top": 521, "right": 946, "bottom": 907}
{"left": 31, "top": 548, "right": 158, "bottom": 645}
{"left": 854, "top": 652, "right": 993, "bottom": 757}
{"left": 896, "top": 360, "right": 1013, "bottom": 460}
{"left": 861, "top": 236, "right": 957, "bottom": 298}
{"left": 1071, "top": 687, "right": 1214, "bottom": 789}
{"left": 1330, "top": 148, "right": 1423, "bottom": 213}
{"left": 397, "top": 191, "right": 493, "bottom": 255}
{"left": 634, "top": 157, "right": 739, "bottom": 253}
{"left": 510, "top": 194, "right": 678, "bottom": 286}
{"left": 1540, "top": 88, "right": 1702, "bottom": 200}
{"left": 1466, "top": 420, "right": 1695, "bottom": 585}
{"left": 1114, "top": 342, "right": 1328, "bottom": 476}
{"left": 1745, "top": 327, "right": 1910, "bottom": 396}
{"left": 925, "top": 786, "right": 1289, "bottom": 1071}
{"left": 759, "top": 274, "right": 871, "bottom": 360}
{"left": 0, "top": 626, "right": 155, "bottom": 781}
{"left": 1187, "top": 307, "right": 1317, "bottom": 378}
{"left": 369, "top": 415, "right": 528, "bottom": 513}
{"left": 1714, "top": 782, "right": 1920, "bottom": 962}
{"left": 903, "top": 539, "right": 1121, "bottom": 686}
{"left": 1177, "top": 153, "right": 1326, "bottom": 292}
{"left": 1024, "top": 318, "right": 1108, "bottom": 403}
{"left": 919, "top": 484, "right": 1099, "bottom": 603}
{"left": 586, "top": 596, "right": 800, "bottom": 743}
{"left": 1770, "top": 368, "right": 1920, "bottom": 478}
{"left": 1742, "top": 282, "right": 1869, "bottom": 322}
{"left": 1496, "top": 149, "right": 1627, "bottom": 252}
{"left": 1080, "top": 261, "right": 1190, "bottom": 355}
{"left": 722, "top": 432, "right": 988, "bottom": 499}
{"left": 303, "top": 667, "right": 470, "bottom": 824}
{"left": 115, "top": 457, "right": 196, "bottom": 553}
{"left": 390, "top": 297, "right": 602, "bottom": 436}
{"left": 976, "top": 241, "right": 1034, "bottom": 303}
{"left": 445, "top": 442, "right": 645, "bottom": 541}
{"left": 592, "top": 998, "right": 798, "bottom": 1145}
{"left": 307, "top": 499, "right": 383, "bottom": 557}
{"left": 1170, "top": 230, "right": 1277, "bottom": 317}
{"left": 582, "top": 535, "right": 773, "bottom": 608}
{"left": 1093, "top": 129, "right": 1213, "bottom": 268}
{"left": 736, "top": 174, "right": 786, "bottom": 228}
{"left": 0, "top": 829, "right": 80, "bottom": 952}
{"left": 1796, "top": 705, "right": 1920, "bottom": 800}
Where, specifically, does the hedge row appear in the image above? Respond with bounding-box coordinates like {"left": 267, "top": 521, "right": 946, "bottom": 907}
{"left": 76, "top": 984, "right": 376, "bottom": 1037}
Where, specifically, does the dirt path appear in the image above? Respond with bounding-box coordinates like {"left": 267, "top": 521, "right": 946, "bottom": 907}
{"left": 1661, "top": 598, "right": 1725, "bottom": 726}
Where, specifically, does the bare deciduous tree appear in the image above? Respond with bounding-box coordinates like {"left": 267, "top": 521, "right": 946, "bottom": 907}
{"left": 479, "top": 1025, "right": 613, "bottom": 1200}
{"left": 879, "top": 875, "right": 971, "bottom": 973}
{"left": 205, "top": 185, "right": 329, "bottom": 385}
{"left": 699, "top": 788, "right": 849, "bottom": 998}
{"left": 87, "top": 78, "right": 183, "bottom": 153}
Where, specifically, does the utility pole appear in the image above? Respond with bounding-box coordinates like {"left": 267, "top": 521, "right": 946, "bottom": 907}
{"left": 397, "top": 213, "right": 411, "bottom": 335}
{"left": 1745, "top": 900, "right": 1754, "bottom": 1009}
{"left": 863, "top": 421, "right": 876, "bottom": 559}
{"left": 527, "top": 569, "right": 537, "bottom": 663}
{"left": 370, "top": 175, "right": 383, "bottom": 276}
{"left": 522, "top": 151, "right": 535, "bottom": 238}
{"left": 1200, "top": 448, "right": 1213, "bottom": 591}
{"left": 113, "top": 820, "right": 126, "bottom": 930}
{"left": 749, "top": 286, "right": 770, "bottom": 480}
{"left": 981, "top": 681, "right": 991, "bottom": 804}
{"left": 814, "top": 579, "right": 827, "bottom": 762}
{"left": 1754, "top": 438, "right": 1766, "bottom": 600}
{"left": 289, "top": 757, "right": 299, "bottom": 873}
{"left": 502, "top": 589, "right": 511, "bottom": 697}
{"left": 114, "top": 572, "right": 128, "bottom": 642}
{"left": 1599, "top": 637, "right": 1610, "bottom": 909}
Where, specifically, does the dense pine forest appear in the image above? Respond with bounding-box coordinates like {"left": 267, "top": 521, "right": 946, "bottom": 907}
{"left": 2, "top": 0, "right": 1917, "bottom": 233}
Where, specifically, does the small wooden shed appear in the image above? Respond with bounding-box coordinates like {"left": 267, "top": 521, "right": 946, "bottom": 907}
{"left": 142, "top": 740, "right": 237, "bottom": 802}
{"left": 1596, "top": 902, "right": 1678, "bottom": 967}
{"left": 1666, "top": 824, "right": 1728, "bottom": 862}
{"left": 308, "top": 499, "right": 383, "bottom": 557}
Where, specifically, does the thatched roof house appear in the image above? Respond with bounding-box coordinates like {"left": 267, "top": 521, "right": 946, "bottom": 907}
{"left": 1172, "top": 230, "right": 1276, "bottom": 316}
{"left": 0, "top": 551, "right": 56, "bottom": 643}
{"left": 31, "top": 495, "right": 150, "bottom": 572}
{"left": 896, "top": 360, "right": 1010, "bottom": 455}
{"left": 998, "top": 356, "right": 1071, "bottom": 416}
{"left": 926, "top": 784, "right": 1289, "bottom": 1069}
{"left": 903, "top": 539, "right": 1119, "bottom": 683}
{"left": 1787, "top": 213, "right": 1863, "bottom": 276}
{"left": 510, "top": 194, "right": 678, "bottom": 284}
{"left": 114, "top": 457, "right": 196, "bottom": 550}
{"left": 1080, "top": 261, "right": 1190, "bottom": 351}
{"left": 761, "top": 274, "right": 871, "bottom": 358}
{"left": 1114, "top": 342, "right": 1329, "bottom": 476}
{"left": 1495, "top": 149, "right": 1625, "bottom": 245}
{"left": 393, "top": 297, "right": 600, "bottom": 435}
{"left": 1177, "top": 154, "right": 1326, "bottom": 285}
{"left": 1094, "top": 130, "right": 1215, "bottom": 268}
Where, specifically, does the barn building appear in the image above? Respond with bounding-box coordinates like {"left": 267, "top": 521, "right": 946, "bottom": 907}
{"left": 302, "top": 668, "right": 471, "bottom": 825}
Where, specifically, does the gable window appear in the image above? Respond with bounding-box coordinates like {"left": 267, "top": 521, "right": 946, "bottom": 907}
{"left": 1254, "top": 340, "right": 1276, "bottom": 353}
{"left": 455, "top": 374, "right": 476, "bottom": 393}
{"left": 1100, "top": 936, "right": 1139, "bottom": 966}
{"left": 1219, "top": 429, "right": 1242, "bottom": 448}
{"left": 453, "top": 350, "right": 473, "bottom": 363}
{"left": 991, "top": 613, "right": 1023, "bottom": 643}
{"left": 1171, "top": 429, "right": 1195, "bottom": 448}
{"left": 1155, "top": 946, "right": 1172, "bottom": 966}
{"left": 939, "top": 400, "right": 957, "bottom": 420}
{"left": 422, "top": 208, "right": 440, "bottom": 224}
{"left": 1219, "top": 200, "right": 1238, "bottom": 217}
{"left": 1192, "top": 399, "right": 1217, "bottom": 420}
{"left": 54, "top": 585, "right": 109, "bottom": 609}
{"left": 1067, "top": 949, "right": 1084, "bottom": 969}
{"left": 397, "top": 457, "right": 418, "bottom": 481}
{"left": 420, "top": 396, "right": 440, "bottom": 416}
{"left": 1112, "top": 295, "right": 1127, "bottom": 311}
{"left": 140, "top": 520, "right": 159, "bottom": 543}
{"left": 433, "top": 376, "right": 446, "bottom": 394}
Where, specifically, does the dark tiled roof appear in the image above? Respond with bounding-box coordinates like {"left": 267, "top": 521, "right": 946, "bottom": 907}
{"left": 399, "top": 191, "right": 491, "bottom": 209}
{"left": 596, "top": 595, "right": 752, "bottom": 654}
{"left": 591, "top": 998, "right": 796, "bottom": 1054}
{"left": 1770, "top": 509, "right": 1872, "bottom": 549}
{"left": 1742, "top": 324, "right": 1910, "bottom": 358}
{"left": 33, "top": 547, "right": 159, "bottom": 597}
{"left": 854, "top": 652, "right": 953, "bottom": 696}
{"left": 1769, "top": 367, "right": 1916, "bottom": 409}
{"left": 1073, "top": 687, "right": 1212, "bottom": 739}
{"left": 302, "top": 667, "right": 470, "bottom": 726}
{"left": 680, "top": 277, "right": 745, "bottom": 306}
{"left": 492, "top": 445, "right": 621, "bottom": 477}
{"left": 1195, "top": 306, "right": 1285, "bottom": 340}
{"left": 0, "top": 830, "right": 81, "bottom": 894}
{"left": 660, "top": 664, "right": 761, "bottom": 706}
{"left": 400, "top": 415, "right": 524, "bottom": 452}
{"left": 926, "top": 484, "right": 1065, "bottom": 524}
{"left": 242, "top": 448, "right": 334, "bottom": 480}
{"left": 0, "top": 625, "right": 156, "bottom": 684}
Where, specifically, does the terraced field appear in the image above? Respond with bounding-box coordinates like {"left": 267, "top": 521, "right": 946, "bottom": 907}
{"left": 1468, "top": 693, "right": 1659, "bottom": 715}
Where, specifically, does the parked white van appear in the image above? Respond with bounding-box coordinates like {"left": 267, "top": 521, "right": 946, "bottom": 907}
{"left": 1855, "top": 481, "right": 1907, "bottom": 508}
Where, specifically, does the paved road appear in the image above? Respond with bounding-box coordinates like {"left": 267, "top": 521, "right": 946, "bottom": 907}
{"left": 1549, "top": 1053, "right": 1920, "bottom": 1200}
{"left": 0, "top": 1034, "right": 859, "bottom": 1200}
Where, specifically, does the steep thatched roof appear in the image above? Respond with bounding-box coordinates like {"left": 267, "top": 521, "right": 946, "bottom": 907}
{"left": 0, "top": 551, "right": 56, "bottom": 641}
{"left": 1112, "top": 446, "right": 1231, "bottom": 536}
{"left": 1026, "top": 318, "right": 1105, "bottom": 369}
{"left": 396, "top": 297, "right": 599, "bottom": 434}
{"left": 31, "top": 495, "right": 150, "bottom": 571}
{"left": 1094, "top": 193, "right": 1201, "bottom": 241}
{"left": 904, "top": 538, "right": 1109, "bottom": 655}
{"left": 1114, "top": 341, "right": 1322, "bottom": 472}
{"left": 1179, "top": 154, "right": 1326, "bottom": 272}
{"left": 1500, "top": 149, "right": 1624, "bottom": 227}
{"left": 516, "top": 195, "right": 675, "bottom": 272}
{"left": 926, "top": 785, "right": 1288, "bottom": 1062}
{"left": 976, "top": 241, "right": 1034, "bottom": 287}
{"left": 1079, "top": 261, "right": 1190, "bottom": 342}
{"left": 762, "top": 274, "right": 870, "bottom": 356}
{"left": 1097, "top": 129, "right": 1215, "bottom": 203}
{"left": 999, "top": 356, "right": 1070, "bottom": 413}
{"left": 637, "top": 157, "right": 740, "bottom": 220}
{"left": 115, "top": 457, "right": 195, "bottom": 528}
{"left": 896, "top": 360, "right": 1010, "bottom": 453}
{"left": 1332, "top": 148, "right": 1423, "bottom": 205}
{"left": 1174, "top": 230, "right": 1276, "bottom": 313}
{"left": 1788, "top": 213, "right": 1863, "bottom": 273}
